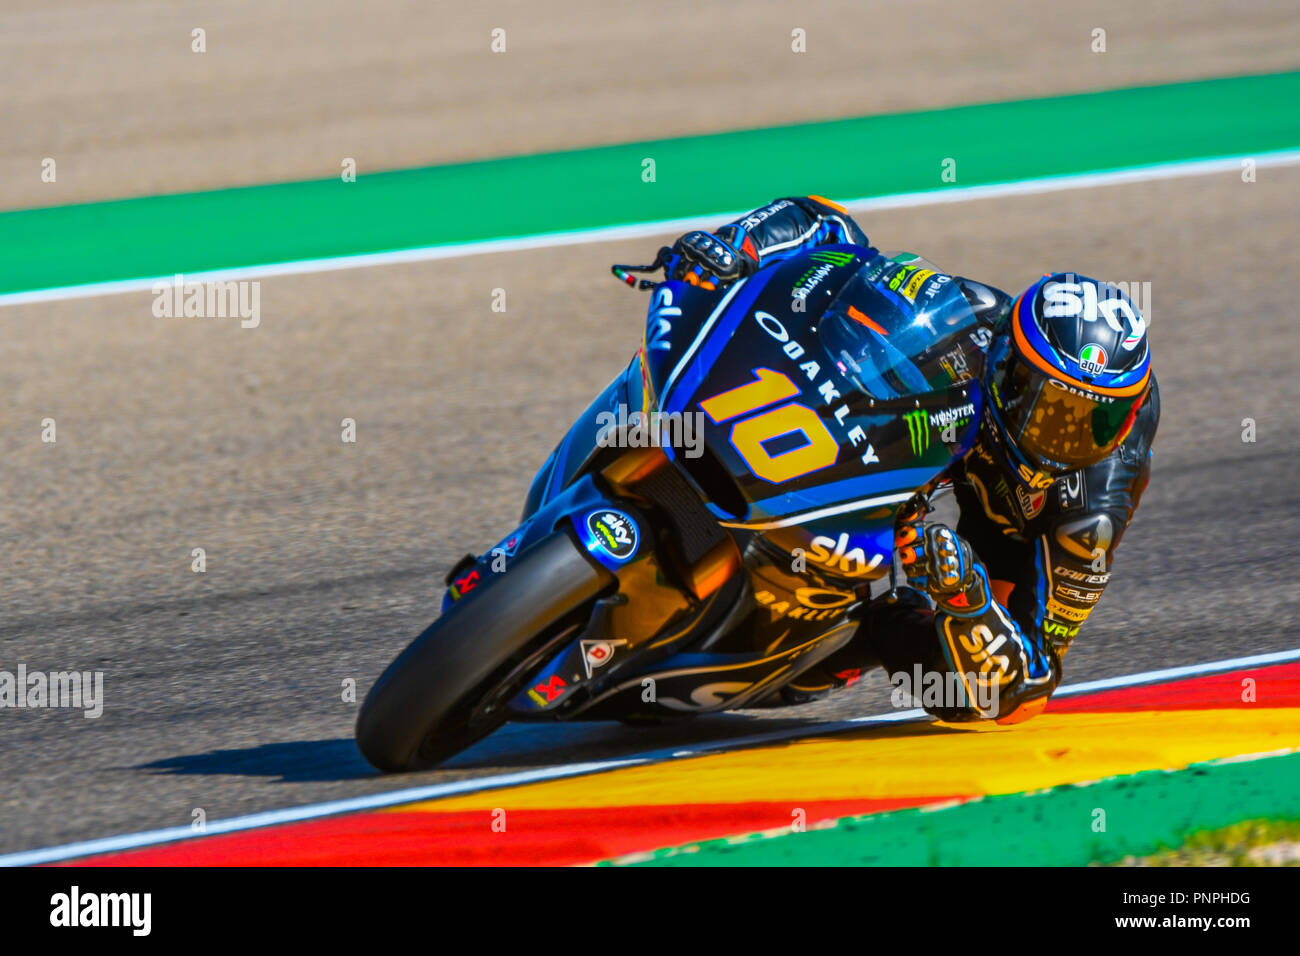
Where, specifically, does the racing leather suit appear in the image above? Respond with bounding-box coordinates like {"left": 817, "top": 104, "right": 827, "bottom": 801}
{"left": 677, "top": 196, "right": 1160, "bottom": 723}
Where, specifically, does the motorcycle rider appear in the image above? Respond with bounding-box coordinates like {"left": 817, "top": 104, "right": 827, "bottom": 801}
{"left": 664, "top": 195, "right": 1159, "bottom": 724}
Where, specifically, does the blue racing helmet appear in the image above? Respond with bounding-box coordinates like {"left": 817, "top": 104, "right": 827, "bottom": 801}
{"left": 984, "top": 273, "right": 1151, "bottom": 478}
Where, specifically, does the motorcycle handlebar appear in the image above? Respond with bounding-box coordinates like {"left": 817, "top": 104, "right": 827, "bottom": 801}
{"left": 611, "top": 246, "right": 675, "bottom": 290}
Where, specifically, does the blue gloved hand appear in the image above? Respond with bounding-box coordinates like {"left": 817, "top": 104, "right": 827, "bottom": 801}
{"left": 669, "top": 229, "right": 756, "bottom": 288}
{"left": 895, "top": 518, "right": 976, "bottom": 598}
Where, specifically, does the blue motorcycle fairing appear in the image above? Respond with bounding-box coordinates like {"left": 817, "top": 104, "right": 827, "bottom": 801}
{"left": 448, "top": 244, "right": 993, "bottom": 720}
{"left": 444, "top": 464, "right": 635, "bottom": 615}
{"left": 641, "top": 246, "right": 986, "bottom": 584}
{"left": 520, "top": 358, "right": 644, "bottom": 522}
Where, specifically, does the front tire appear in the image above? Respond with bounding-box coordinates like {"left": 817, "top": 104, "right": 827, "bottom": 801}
{"left": 356, "top": 531, "right": 612, "bottom": 772}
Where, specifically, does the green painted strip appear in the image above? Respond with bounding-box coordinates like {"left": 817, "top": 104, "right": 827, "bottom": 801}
{"left": 4, "top": 71, "right": 1299, "bottom": 297}
{"left": 611, "top": 749, "right": 1300, "bottom": 866}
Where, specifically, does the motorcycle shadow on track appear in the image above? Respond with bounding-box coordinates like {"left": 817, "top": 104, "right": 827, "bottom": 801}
{"left": 134, "top": 738, "right": 375, "bottom": 783}
{"left": 134, "top": 714, "right": 972, "bottom": 783}
{"left": 134, "top": 721, "right": 801, "bottom": 782}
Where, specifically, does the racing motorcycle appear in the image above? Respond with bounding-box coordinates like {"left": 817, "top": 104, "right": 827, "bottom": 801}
{"left": 356, "top": 243, "right": 991, "bottom": 771}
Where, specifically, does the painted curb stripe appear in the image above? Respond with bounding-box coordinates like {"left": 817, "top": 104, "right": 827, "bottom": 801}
{"left": 2, "top": 71, "right": 1299, "bottom": 301}
{"left": 35, "top": 659, "right": 1300, "bottom": 866}
{"left": 615, "top": 748, "right": 1300, "bottom": 867}
{"left": 405, "top": 707, "right": 1300, "bottom": 810}
{"left": 607, "top": 664, "right": 1300, "bottom": 866}
{"left": 1048, "top": 661, "right": 1300, "bottom": 713}
{"left": 3, "top": 653, "right": 1296, "bottom": 866}
{"left": 62, "top": 797, "right": 961, "bottom": 868}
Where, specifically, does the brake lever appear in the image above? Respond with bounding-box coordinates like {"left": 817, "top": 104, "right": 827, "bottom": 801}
{"left": 611, "top": 246, "right": 675, "bottom": 290}
{"left": 611, "top": 268, "right": 661, "bottom": 291}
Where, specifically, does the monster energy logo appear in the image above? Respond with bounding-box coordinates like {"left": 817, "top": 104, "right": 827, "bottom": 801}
{"left": 904, "top": 409, "right": 930, "bottom": 456}
{"left": 809, "top": 251, "right": 856, "bottom": 266}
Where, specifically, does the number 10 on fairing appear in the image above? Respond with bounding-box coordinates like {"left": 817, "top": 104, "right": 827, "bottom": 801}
{"left": 699, "top": 367, "right": 840, "bottom": 484}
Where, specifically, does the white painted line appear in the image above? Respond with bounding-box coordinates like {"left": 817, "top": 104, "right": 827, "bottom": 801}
{"left": 0, "top": 759, "right": 649, "bottom": 867}
{"left": 3, "top": 147, "right": 1298, "bottom": 309}
{"left": 1050, "top": 647, "right": 1300, "bottom": 697}
{"left": 2, "top": 647, "right": 1295, "bottom": 866}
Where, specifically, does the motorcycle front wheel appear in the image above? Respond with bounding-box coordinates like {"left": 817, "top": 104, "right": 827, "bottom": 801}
{"left": 355, "top": 531, "right": 612, "bottom": 772}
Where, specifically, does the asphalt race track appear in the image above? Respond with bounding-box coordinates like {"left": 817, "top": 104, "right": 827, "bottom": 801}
{"left": 1, "top": 1, "right": 1298, "bottom": 859}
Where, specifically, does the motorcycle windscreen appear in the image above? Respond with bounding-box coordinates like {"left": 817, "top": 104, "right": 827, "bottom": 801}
{"left": 818, "top": 265, "right": 985, "bottom": 399}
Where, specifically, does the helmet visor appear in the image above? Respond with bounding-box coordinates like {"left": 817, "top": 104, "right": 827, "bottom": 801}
{"left": 994, "top": 351, "right": 1143, "bottom": 470}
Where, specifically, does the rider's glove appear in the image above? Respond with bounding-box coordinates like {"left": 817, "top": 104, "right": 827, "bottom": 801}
{"left": 895, "top": 518, "right": 976, "bottom": 598}
{"left": 669, "top": 228, "right": 757, "bottom": 289}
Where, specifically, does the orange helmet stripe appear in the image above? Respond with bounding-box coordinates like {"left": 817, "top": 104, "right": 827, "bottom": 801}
{"left": 1010, "top": 293, "right": 1150, "bottom": 398}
